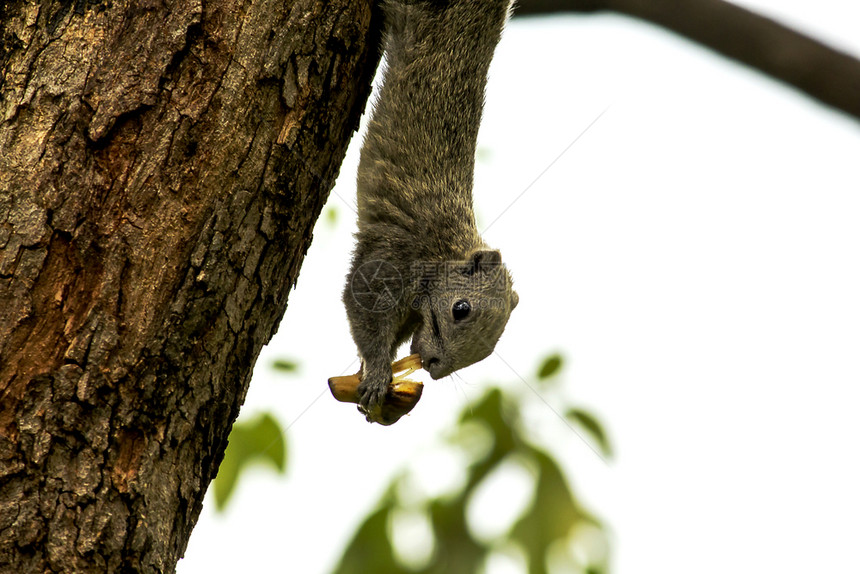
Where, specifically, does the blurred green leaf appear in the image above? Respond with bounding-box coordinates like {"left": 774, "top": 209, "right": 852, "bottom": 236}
{"left": 457, "top": 388, "right": 516, "bottom": 488}
{"left": 326, "top": 206, "right": 338, "bottom": 226}
{"left": 536, "top": 353, "right": 563, "bottom": 380}
{"left": 330, "top": 499, "right": 402, "bottom": 574}
{"left": 271, "top": 359, "right": 299, "bottom": 373}
{"left": 213, "top": 412, "right": 287, "bottom": 511}
{"left": 566, "top": 408, "right": 612, "bottom": 458}
{"left": 423, "top": 496, "right": 484, "bottom": 574}
{"left": 511, "top": 449, "right": 598, "bottom": 574}
{"left": 214, "top": 448, "right": 240, "bottom": 512}
{"left": 332, "top": 368, "right": 611, "bottom": 574}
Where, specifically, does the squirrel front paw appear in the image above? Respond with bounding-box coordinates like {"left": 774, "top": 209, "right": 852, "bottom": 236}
{"left": 329, "top": 355, "right": 424, "bottom": 425}
{"left": 357, "top": 369, "right": 394, "bottom": 424}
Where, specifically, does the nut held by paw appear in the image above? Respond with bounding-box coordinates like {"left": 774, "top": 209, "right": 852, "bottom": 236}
{"left": 328, "top": 354, "right": 424, "bottom": 425}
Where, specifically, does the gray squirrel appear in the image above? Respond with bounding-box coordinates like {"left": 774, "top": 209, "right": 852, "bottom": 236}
{"left": 342, "top": 0, "right": 518, "bottom": 424}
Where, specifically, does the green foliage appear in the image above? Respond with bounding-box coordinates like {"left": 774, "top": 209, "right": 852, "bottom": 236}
{"left": 536, "top": 353, "right": 563, "bottom": 381}
{"left": 510, "top": 449, "right": 594, "bottom": 574}
{"left": 212, "top": 353, "right": 611, "bottom": 571}
{"left": 331, "top": 354, "right": 611, "bottom": 574}
{"left": 213, "top": 412, "right": 287, "bottom": 511}
{"left": 271, "top": 358, "right": 299, "bottom": 373}
{"left": 325, "top": 206, "right": 338, "bottom": 227}
{"left": 566, "top": 408, "right": 613, "bottom": 459}
{"left": 328, "top": 500, "right": 404, "bottom": 574}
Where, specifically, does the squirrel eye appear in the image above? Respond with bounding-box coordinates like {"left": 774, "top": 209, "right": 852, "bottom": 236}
{"left": 452, "top": 300, "right": 471, "bottom": 321}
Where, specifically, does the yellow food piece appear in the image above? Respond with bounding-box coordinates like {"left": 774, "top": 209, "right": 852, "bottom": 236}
{"left": 328, "top": 354, "right": 425, "bottom": 424}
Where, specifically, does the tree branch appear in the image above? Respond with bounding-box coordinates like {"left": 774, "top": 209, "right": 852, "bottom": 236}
{"left": 514, "top": 0, "right": 860, "bottom": 122}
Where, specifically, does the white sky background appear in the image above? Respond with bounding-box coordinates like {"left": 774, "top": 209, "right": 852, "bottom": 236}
{"left": 180, "top": 2, "right": 860, "bottom": 573}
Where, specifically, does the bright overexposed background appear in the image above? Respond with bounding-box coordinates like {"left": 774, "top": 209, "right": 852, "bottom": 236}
{"left": 180, "top": 2, "right": 860, "bottom": 573}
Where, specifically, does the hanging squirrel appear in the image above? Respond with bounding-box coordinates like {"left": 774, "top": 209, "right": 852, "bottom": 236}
{"left": 341, "top": 0, "right": 518, "bottom": 424}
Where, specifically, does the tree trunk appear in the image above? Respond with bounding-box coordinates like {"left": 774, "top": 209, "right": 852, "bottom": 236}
{"left": 0, "top": 1, "right": 379, "bottom": 571}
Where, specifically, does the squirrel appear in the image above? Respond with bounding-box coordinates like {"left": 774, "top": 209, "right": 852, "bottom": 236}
{"left": 342, "top": 0, "right": 518, "bottom": 424}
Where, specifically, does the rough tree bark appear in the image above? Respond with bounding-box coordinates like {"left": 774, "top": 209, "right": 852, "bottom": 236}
{"left": 0, "top": 1, "right": 380, "bottom": 572}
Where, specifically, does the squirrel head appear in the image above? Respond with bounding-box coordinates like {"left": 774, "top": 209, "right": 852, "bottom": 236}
{"left": 409, "top": 248, "right": 518, "bottom": 379}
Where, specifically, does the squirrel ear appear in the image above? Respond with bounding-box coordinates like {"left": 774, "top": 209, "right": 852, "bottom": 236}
{"left": 470, "top": 249, "right": 502, "bottom": 271}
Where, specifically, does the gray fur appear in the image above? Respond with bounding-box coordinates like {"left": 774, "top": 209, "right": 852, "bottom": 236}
{"left": 343, "top": 0, "right": 517, "bottom": 424}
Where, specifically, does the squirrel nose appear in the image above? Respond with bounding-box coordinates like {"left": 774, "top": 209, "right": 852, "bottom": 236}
{"left": 426, "top": 357, "right": 441, "bottom": 372}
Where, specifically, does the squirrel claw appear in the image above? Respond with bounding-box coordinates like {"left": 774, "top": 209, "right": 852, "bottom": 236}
{"left": 357, "top": 385, "right": 386, "bottom": 422}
